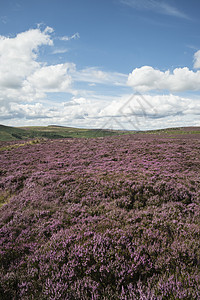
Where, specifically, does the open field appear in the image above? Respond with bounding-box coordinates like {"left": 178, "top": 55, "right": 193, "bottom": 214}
{"left": 0, "top": 130, "right": 200, "bottom": 299}
{"left": 0, "top": 124, "right": 200, "bottom": 142}
{"left": 0, "top": 125, "right": 128, "bottom": 141}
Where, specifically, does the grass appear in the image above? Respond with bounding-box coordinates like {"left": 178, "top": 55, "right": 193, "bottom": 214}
{"left": 0, "top": 125, "right": 127, "bottom": 141}
{"left": 0, "top": 192, "right": 10, "bottom": 208}
{"left": 142, "top": 127, "right": 200, "bottom": 135}
{"left": 0, "top": 139, "right": 41, "bottom": 151}
{"left": 0, "top": 124, "right": 199, "bottom": 142}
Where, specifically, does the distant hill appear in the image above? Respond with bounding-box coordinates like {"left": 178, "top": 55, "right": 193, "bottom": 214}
{"left": 0, "top": 125, "right": 30, "bottom": 141}
{"left": 0, "top": 124, "right": 199, "bottom": 141}
{"left": 0, "top": 124, "right": 126, "bottom": 141}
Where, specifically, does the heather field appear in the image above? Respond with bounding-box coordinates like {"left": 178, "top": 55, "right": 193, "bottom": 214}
{"left": 0, "top": 132, "right": 200, "bottom": 299}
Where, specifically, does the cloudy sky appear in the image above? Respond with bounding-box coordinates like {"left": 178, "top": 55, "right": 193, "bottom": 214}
{"left": 0, "top": 0, "right": 200, "bottom": 130}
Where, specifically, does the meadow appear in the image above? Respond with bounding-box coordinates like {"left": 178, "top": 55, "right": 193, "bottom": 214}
{"left": 0, "top": 130, "right": 200, "bottom": 299}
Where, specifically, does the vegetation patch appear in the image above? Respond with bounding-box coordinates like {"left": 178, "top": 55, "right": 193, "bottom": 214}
{"left": 0, "top": 133, "right": 199, "bottom": 299}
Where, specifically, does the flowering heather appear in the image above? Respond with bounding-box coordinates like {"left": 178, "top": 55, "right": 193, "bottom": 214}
{"left": 0, "top": 133, "right": 200, "bottom": 299}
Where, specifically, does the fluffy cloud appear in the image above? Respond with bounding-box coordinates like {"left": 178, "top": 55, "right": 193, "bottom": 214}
{"left": 0, "top": 26, "right": 74, "bottom": 104}
{"left": 0, "top": 26, "right": 127, "bottom": 107}
{"left": 127, "top": 66, "right": 200, "bottom": 92}
{"left": 1, "top": 26, "right": 200, "bottom": 130}
{"left": 2, "top": 93, "right": 200, "bottom": 129}
{"left": 0, "top": 102, "right": 50, "bottom": 120}
{"left": 28, "top": 63, "right": 75, "bottom": 92}
{"left": 0, "top": 27, "right": 53, "bottom": 90}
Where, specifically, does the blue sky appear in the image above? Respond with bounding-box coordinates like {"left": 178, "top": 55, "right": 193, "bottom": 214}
{"left": 0, "top": 0, "right": 200, "bottom": 130}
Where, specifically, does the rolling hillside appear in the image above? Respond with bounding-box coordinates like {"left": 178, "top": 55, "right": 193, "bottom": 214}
{"left": 0, "top": 124, "right": 126, "bottom": 141}
{"left": 0, "top": 124, "right": 200, "bottom": 142}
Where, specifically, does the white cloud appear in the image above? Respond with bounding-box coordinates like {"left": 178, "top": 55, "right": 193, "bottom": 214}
{"left": 0, "top": 26, "right": 199, "bottom": 130}
{"left": 0, "top": 27, "right": 53, "bottom": 89}
{"left": 60, "top": 32, "right": 80, "bottom": 41}
{"left": 0, "top": 27, "right": 55, "bottom": 104}
{"left": 194, "top": 50, "right": 200, "bottom": 69}
{"left": 120, "top": 0, "right": 189, "bottom": 19}
{"left": 1, "top": 93, "right": 200, "bottom": 130}
{"left": 43, "top": 26, "right": 54, "bottom": 34}
{"left": 11, "top": 103, "right": 49, "bottom": 119}
{"left": 0, "top": 26, "right": 78, "bottom": 106}
{"left": 72, "top": 67, "right": 128, "bottom": 86}
{"left": 0, "top": 102, "right": 50, "bottom": 120}
{"left": 0, "top": 26, "right": 127, "bottom": 110}
{"left": 27, "top": 63, "right": 75, "bottom": 92}
{"left": 127, "top": 66, "right": 200, "bottom": 92}
{"left": 52, "top": 48, "right": 68, "bottom": 54}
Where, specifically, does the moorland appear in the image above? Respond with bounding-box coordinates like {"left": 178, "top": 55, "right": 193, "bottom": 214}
{"left": 0, "top": 126, "right": 200, "bottom": 299}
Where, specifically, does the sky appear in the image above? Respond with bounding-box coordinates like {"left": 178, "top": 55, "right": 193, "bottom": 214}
{"left": 0, "top": 0, "right": 200, "bottom": 130}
